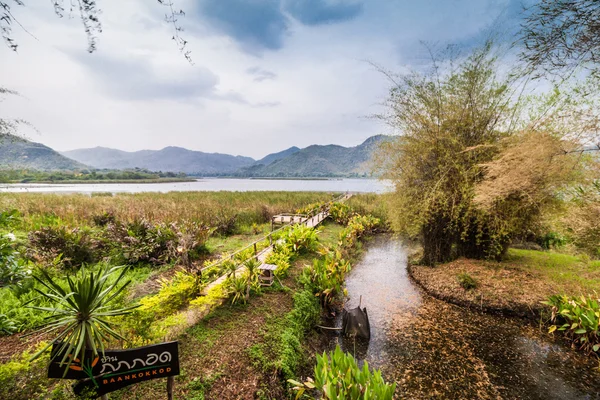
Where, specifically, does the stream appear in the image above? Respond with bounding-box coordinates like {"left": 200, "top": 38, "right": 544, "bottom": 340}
{"left": 328, "top": 236, "right": 600, "bottom": 399}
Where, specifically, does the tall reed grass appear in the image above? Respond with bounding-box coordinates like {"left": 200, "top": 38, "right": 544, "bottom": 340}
{"left": 0, "top": 192, "right": 338, "bottom": 229}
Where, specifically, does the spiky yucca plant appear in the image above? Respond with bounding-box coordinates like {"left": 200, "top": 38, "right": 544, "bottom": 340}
{"left": 28, "top": 266, "right": 138, "bottom": 374}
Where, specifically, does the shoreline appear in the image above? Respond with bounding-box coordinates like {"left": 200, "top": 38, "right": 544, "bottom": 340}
{"left": 406, "top": 262, "right": 545, "bottom": 320}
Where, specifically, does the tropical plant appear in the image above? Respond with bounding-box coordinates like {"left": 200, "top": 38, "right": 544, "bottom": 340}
{"left": 0, "top": 234, "right": 30, "bottom": 288}
{"left": 27, "top": 226, "right": 99, "bottom": 269}
{"left": 28, "top": 266, "right": 138, "bottom": 374}
{"left": 105, "top": 219, "right": 176, "bottom": 266}
{"left": 228, "top": 276, "right": 249, "bottom": 305}
{"left": 284, "top": 225, "right": 319, "bottom": 254}
{"left": 543, "top": 294, "right": 600, "bottom": 354}
{"left": 303, "top": 250, "right": 351, "bottom": 307}
{"left": 0, "top": 313, "right": 16, "bottom": 335}
{"left": 329, "top": 202, "right": 352, "bottom": 225}
{"left": 244, "top": 258, "right": 262, "bottom": 300}
{"left": 289, "top": 345, "right": 396, "bottom": 400}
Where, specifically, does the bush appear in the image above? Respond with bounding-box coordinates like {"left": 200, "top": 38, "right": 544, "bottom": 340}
{"left": 301, "top": 250, "right": 351, "bottom": 307}
{"left": 457, "top": 273, "right": 477, "bottom": 290}
{"left": 0, "top": 313, "right": 16, "bottom": 335}
{"left": 105, "top": 219, "right": 176, "bottom": 266}
{"left": 543, "top": 294, "right": 600, "bottom": 354}
{"left": 0, "top": 234, "right": 30, "bottom": 287}
{"left": 27, "top": 226, "right": 99, "bottom": 268}
{"left": 91, "top": 211, "right": 116, "bottom": 227}
{"left": 329, "top": 202, "right": 352, "bottom": 225}
{"left": 289, "top": 345, "right": 396, "bottom": 400}
{"left": 538, "top": 231, "right": 567, "bottom": 250}
{"left": 283, "top": 225, "right": 319, "bottom": 254}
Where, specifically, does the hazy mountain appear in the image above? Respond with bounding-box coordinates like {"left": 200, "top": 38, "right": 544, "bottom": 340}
{"left": 62, "top": 146, "right": 255, "bottom": 175}
{"left": 0, "top": 135, "right": 87, "bottom": 170}
{"left": 255, "top": 146, "right": 300, "bottom": 166}
{"left": 237, "top": 135, "right": 389, "bottom": 178}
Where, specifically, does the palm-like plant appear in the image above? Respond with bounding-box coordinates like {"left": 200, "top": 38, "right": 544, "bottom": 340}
{"left": 28, "top": 266, "right": 138, "bottom": 374}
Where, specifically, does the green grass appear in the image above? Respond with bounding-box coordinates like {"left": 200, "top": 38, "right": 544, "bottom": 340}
{"left": 504, "top": 248, "right": 600, "bottom": 294}
{"left": 317, "top": 221, "right": 344, "bottom": 248}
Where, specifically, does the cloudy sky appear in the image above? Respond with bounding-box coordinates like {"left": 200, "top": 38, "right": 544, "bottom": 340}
{"left": 0, "top": 0, "right": 523, "bottom": 159}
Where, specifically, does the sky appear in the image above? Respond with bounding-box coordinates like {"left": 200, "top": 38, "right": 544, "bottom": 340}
{"left": 0, "top": 0, "right": 524, "bottom": 159}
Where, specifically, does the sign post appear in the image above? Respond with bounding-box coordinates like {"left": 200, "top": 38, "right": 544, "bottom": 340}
{"left": 48, "top": 341, "right": 180, "bottom": 398}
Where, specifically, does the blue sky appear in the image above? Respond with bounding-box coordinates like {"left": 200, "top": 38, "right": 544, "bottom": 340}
{"left": 0, "top": 0, "right": 526, "bottom": 158}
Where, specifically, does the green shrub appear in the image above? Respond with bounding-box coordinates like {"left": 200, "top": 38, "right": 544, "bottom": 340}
{"left": 538, "top": 231, "right": 567, "bottom": 250}
{"left": 543, "top": 294, "right": 600, "bottom": 354}
{"left": 227, "top": 276, "right": 248, "bottom": 305}
{"left": 105, "top": 219, "right": 176, "bottom": 266}
{"left": 0, "top": 313, "right": 16, "bottom": 335}
{"left": 248, "top": 289, "right": 320, "bottom": 380}
{"left": 289, "top": 345, "right": 396, "bottom": 400}
{"left": 27, "top": 226, "right": 99, "bottom": 268}
{"left": 329, "top": 202, "right": 352, "bottom": 225}
{"left": 301, "top": 250, "right": 350, "bottom": 307}
{"left": 283, "top": 225, "right": 319, "bottom": 254}
{"left": 0, "top": 234, "right": 30, "bottom": 288}
{"left": 457, "top": 273, "right": 477, "bottom": 290}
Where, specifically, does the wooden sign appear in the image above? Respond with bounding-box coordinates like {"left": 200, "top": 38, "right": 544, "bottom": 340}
{"left": 48, "top": 341, "right": 179, "bottom": 397}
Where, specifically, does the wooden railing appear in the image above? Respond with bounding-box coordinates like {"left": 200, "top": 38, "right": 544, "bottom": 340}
{"left": 199, "top": 192, "right": 351, "bottom": 276}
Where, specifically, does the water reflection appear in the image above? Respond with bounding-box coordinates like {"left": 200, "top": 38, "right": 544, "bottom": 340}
{"left": 329, "top": 236, "right": 600, "bottom": 399}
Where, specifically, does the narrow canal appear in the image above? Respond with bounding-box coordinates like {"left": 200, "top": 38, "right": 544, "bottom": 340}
{"left": 330, "top": 236, "right": 600, "bottom": 399}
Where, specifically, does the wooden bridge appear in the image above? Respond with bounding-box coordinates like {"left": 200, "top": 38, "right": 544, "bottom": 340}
{"left": 200, "top": 193, "right": 351, "bottom": 293}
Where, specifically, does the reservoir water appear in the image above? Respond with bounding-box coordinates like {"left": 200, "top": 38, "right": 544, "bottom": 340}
{"left": 0, "top": 178, "right": 390, "bottom": 194}
{"left": 331, "top": 236, "right": 600, "bottom": 399}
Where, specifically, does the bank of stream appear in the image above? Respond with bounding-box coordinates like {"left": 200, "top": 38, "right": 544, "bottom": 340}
{"left": 326, "top": 236, "right": 600, "bottom": 399}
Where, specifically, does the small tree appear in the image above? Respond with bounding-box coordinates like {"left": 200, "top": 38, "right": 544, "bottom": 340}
{"left": 376, "top": 44, "right": 599, "bottom": 265}
{"left": 28, "top": 266, "right": 137, "bottom": 387}
{"left": 376, "top": 44, "right": 518, "bottom": 264}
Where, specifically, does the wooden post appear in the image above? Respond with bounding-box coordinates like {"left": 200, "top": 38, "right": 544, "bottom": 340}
{"left": 167, "top": 376, "right": 174, "bottom": 400}
{"left": 253, "top": 242, "right": 257, "bottom": 255}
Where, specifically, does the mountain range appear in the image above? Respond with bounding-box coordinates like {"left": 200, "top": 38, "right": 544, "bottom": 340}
{"left": 0, "top": 135, "right": 86, "bottom": 171}
{"left": 0, "top": 134, "right": 389, "bottom": 177}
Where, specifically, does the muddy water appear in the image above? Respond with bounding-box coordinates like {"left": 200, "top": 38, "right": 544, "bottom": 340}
{"left": 330, "top": 237, "right": 600, "bottom": 399}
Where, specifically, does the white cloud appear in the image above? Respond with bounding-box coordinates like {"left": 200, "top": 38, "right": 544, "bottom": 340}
{"left": 0, "top": 0, "right": 519, "bottom": 159}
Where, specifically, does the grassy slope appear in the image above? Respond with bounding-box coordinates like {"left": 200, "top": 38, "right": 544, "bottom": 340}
{"left": 410, "top": 248, "right": 600, "bottom": 318}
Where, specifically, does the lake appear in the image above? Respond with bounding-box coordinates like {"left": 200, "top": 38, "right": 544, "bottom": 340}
{"left": 0, "top": 178, "right": 391, "bottom": 194}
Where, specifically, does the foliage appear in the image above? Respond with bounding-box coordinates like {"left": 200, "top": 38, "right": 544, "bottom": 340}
{"left": 28, "top": 266, "right": 138, "bottom": 372}
{"left": 538, "top": 231, "right": 567, "bottom": 250}
{"left": 137, "top": 271, "right": 197, "bottom": 319}
{"left": 329, "top": 202, "right": 352, "bottom": 225}
{"left": 543, "top": 294, "right": 600, "bottom": 354}
{"left": 457, "top": 273, "right": 477, "bottom": 290}
{"left": 0, "top": 346, "right": 50, "bottom": 400}
{"left": 0, "top": 191, "right": 333, "bottom": 232}
{"left": 105, "top": 219, "right": 176, "bottom": 266}
{"left": 27, "top": 226, "right": 99, "bottom": 269}
{"left": 519, "top": 0, "right": 600, "bottom": 78}
{"left": 265, "top": 248, "right": 292, "bottom": 279}
{"left": 289, "top": 345, "right": 396, "bottom": 400}
{"left": 248, "top": 289, "right": 320, "bottom": 380}
{"left": 0, "top": 233, "right": 30, "bottom": 287}
{"left": 283, "top": 224, "right": 319, "bottom": 254}
{"left": 339, "top": 215, "right": 381, "bottom": 249}
{"left": 1, "top": 1, "right": 191, "bottom": 61}
{"left": 0, "top": 313, "right": 16, "bottom": 335}
{"left": 302, "top": 250, "right": 351, "bottom": 307}
{"left": 376, "top": 43, "right": 597, "bottom": 265}
{"left": 227, "top": 276, "right": 249, "bottom": 305}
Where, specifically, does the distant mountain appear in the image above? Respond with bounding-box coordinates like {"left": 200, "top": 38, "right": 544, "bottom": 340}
{"left": 0, "top": 135, "right": 87, "bottom": 171}
{"left": 255, "top": 146, "right": 300, "bottom": 166}
{"left": 237, "top": 135, "right": 389, "bottom": 178}
{"left": 62, "top": 146, "right": 255, "bottom": 175}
